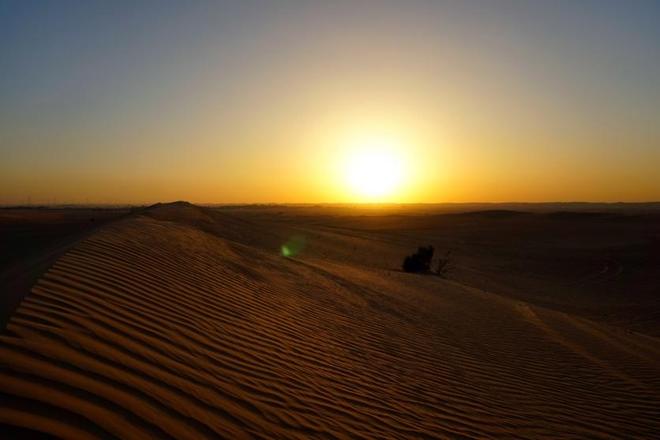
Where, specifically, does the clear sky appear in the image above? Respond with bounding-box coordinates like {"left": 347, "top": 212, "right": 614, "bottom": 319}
{"left": 1, "top": 0, "right": 659, "bottom": 204}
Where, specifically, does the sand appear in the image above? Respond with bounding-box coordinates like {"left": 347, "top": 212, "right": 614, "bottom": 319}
{"left": 1, "top": 202, "right": 659, "bottom": 438}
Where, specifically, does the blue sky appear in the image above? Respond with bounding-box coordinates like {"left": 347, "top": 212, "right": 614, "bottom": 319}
{"left": 1, "top": 1, "right": 659, "bottom": 203}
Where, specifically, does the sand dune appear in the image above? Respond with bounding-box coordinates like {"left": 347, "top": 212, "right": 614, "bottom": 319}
{"left": 2, "top": 203, "right": 660, "bottom": 438}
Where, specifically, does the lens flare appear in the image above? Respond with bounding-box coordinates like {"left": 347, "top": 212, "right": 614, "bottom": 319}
{"left": 280, "top": 235, "right": 306, "bottom": 257}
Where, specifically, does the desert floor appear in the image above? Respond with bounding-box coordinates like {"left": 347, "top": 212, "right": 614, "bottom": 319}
{"left": 1, "top": 202, "right": 659, "bottom": 438}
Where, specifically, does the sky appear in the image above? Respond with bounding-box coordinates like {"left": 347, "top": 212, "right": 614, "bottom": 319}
{"left": 1, "top": 0, "right": 659, "bottom": 204}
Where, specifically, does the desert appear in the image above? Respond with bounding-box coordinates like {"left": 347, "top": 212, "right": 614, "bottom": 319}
{"left": 1, "top": 202, "right": 659, "bottom": 438}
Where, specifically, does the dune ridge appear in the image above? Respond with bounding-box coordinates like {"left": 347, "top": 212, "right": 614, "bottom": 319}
{"left": 1, "top": 205, "right": 660, "bottom": 438}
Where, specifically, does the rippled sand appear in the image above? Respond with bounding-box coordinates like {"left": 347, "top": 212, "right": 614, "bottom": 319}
{"left": 2, "top": 203, "right": 659, "bottom": 438}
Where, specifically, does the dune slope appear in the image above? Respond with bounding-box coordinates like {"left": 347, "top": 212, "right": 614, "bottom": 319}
{"left": 2, "top": 206, "right": 660, "bottom": 438}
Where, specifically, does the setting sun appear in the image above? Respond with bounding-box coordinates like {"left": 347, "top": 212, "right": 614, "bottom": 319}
{"left": 343, "top": 137, "right": 407, "bottom": 200}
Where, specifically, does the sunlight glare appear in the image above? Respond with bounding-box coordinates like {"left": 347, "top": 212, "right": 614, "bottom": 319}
{"left": 344, "top": 136, "right": 406, "bottom": 200}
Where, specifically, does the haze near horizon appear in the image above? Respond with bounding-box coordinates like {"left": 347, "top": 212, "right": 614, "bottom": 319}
{"left": 2, "top": 0, "right": 659, "bottom": 204}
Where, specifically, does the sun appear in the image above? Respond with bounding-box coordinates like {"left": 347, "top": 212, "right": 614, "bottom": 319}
{"left": 343, "top": 136, "right": 406, "bottom": 200}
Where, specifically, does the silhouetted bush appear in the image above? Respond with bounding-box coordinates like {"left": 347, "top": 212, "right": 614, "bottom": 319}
{"left": 402, "top": 245, "right": 434, "bottom": 273}
{"left": 402, "top": 246, "right": 451, "bottom": 276}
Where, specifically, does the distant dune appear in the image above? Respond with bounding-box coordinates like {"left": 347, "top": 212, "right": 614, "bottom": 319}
{"left": 1, "top": 203, "right": 660, "bottom": 438}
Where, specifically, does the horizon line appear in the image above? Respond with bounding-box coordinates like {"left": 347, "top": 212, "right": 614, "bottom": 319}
{"left": 3, "top": 200, "right": 660, "bottom": 209}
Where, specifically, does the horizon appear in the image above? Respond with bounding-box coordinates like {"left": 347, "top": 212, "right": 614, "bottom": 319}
{"left": 4, "top": 200, "right": 660, "bottom": 210}
{"left": 2, "top": 1, "right": 660, "bottom": 204}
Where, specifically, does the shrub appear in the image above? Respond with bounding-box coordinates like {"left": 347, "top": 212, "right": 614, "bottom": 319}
{"left": 402, "top": 246, "right": 451, "bottom": 276}
{"left": 402, "top": 245, "right": 434, "bottom": 273}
